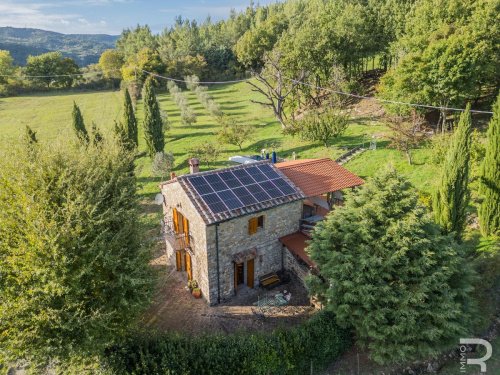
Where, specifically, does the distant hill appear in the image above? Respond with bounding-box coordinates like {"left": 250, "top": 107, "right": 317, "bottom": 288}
{"left": 0, "top": 27, "right": 119, "bottom": 67}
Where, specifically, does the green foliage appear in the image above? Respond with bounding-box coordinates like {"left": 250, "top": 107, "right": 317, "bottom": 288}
{"left": 72, "top": 101, "right": 89, "bottom": 144}
{"left": 479, "top": 94, "right": 500, "bottom": 237}
{"left": 23, "top": 125, "right": 37, "bottom": 144}
{"left": 122, "top": 47, "right": 165, "bottom": 83}
{"left": 379, "top": 0, "right": 499, "bottom": 118}
{"left": 123, "top": 88, "right": 138, "bottom": 148}
{"left": 188, "top": 141, "right": 221, "bottom": 167}
{"left": 433, "top": 105, "right": 472, "bottom": 238}
{"left": 217, "top": 116, "right": 254, "bottom": 150}
{"left": 90, "top": 121, "right": 103, "bottom": 146}
{"left": 151, "top": 151, "right": 175, "bottom": 180}
{"left": 298, "top": 108, "right": 349, "bottom": 148}
{"left": 0, "top": 49, "right": 15, "bottom": 85}
{"left": 104, "top": 311, "right": 351, "bottom": 375}
{"left": 0, "top": 141, "right": 153, "bottom": 367}
{"left": 25, "top": 51, "right": 80, "bottom": 88}
{"left": 99, "top": 49, "right": 124, "bottom": 79}
{"left": 307, "top": 168, "right": 475, "bottom": 364}
{"left": 142, "top": 77, "right": 165, "bottom": 157}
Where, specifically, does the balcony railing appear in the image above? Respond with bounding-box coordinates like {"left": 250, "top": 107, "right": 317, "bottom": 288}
{"left": 161, "top": 218, "right": 192, "bottom": 252}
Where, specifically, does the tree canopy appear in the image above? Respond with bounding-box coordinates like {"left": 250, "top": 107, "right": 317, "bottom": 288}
{"left": 0, "top": 141, "right": 153, "bottom": 367}
{"left": 307, "top": 168, "right": 475, "bottom": 364}
{"left": 25, "top": 51, "right": 80, "bottom": 88}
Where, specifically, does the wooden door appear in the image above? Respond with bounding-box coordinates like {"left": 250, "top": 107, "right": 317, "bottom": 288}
{"left": 175, "top": 250, "right": 182, "bottom": 271}
{"left": 247, "top": 258, "right": 254, "bottom": 288}
{"left": 185, "top": 252, "right": 192, "bottom": 281}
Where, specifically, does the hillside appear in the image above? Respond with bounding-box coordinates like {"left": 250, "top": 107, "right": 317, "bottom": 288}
{"left": 0, "top": 27, "right": 118, "bottom": 66}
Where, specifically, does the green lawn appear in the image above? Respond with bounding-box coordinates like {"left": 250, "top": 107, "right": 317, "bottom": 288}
{"left": 0, "top": 82, "right": 439, "bottom": 206}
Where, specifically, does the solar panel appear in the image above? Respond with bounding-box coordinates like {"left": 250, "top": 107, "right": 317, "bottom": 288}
{"left": 187, "top": 163, "right": 299, "bottom": 216}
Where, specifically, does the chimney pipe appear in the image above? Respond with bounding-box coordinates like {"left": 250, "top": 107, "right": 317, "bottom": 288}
{"left": 272, "top": 151, "right": 277, "bottom": 163}
{"left": 189, "top": 158, "right": 200, "bottom": 174}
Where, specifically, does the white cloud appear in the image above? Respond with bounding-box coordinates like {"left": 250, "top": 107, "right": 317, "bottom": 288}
{"left": 0, "top": 1, "right": 115, "bottom": 34}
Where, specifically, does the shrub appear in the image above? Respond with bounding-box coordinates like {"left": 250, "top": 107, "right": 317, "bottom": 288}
{"left": 104, "top": 311, "right": 351, "bottom": 375}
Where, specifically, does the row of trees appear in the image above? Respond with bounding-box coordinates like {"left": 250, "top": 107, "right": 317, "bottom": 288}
{"left": 167, "top": 80, "right": 197, "bottom": 126}
{"left": 185, "top": 75, "right": 223, "bottom": 117}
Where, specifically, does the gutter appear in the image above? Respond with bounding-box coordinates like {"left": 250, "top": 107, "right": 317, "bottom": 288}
{"left": 215, "top": 223, "right": 221, "bottom": 304}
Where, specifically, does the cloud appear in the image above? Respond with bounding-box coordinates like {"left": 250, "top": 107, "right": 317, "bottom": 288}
{"left": 0, "top": 1, "right": 115, "bottom": 34}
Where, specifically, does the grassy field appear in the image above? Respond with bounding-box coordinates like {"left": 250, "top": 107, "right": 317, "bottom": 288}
{"left": 0, "top": 82, "right": 440, "bottom": 205}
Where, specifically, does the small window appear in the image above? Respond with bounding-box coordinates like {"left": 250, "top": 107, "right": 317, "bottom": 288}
{"left": 248, "top": 215, "right": 264, "bottom": 235}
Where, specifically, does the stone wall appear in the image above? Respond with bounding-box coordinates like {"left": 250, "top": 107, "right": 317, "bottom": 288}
{"left": 205, "top": 200, "right": 302, "bottom": 304}
{"left": 284, "top": 247, "right": 311, "bottom": 284}
{"left": 161, "top": 181, "right": 210, "bottom": 302}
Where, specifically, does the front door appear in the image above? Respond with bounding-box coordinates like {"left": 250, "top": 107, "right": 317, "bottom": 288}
{"left": 247, "top": 258, "right": 254, "bottom": 288}
{"left": 234, "top": 262, "right": 244, "bottom": 290}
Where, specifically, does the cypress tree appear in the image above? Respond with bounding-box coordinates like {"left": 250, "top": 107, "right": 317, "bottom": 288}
{"left": 24, "top": 125, "right": 37, "bottom": 144}
{"left": 142, "top": 78, "right": 164, "bottom": 158}
{"left": 433, "top": 103, "right": 472, "bottom": 239}
{"left": 113, "top": 120, "right": 128, "bottom": 147}
{"left": 123, "top": 88, "right": 138, "bottom": 148}
{"left": 72, "top": 102, "right": 89, "bottom": 144}
{"left": 479, "top": 95, "right": 500, "bottom": 237}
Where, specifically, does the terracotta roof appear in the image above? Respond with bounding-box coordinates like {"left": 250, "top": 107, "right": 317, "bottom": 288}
{"left": 276, "top": 158, "right": 364, "bottom": 197}
{"left": 279, "top": 232, "right": 315, "bottom": 268}
{"left": 175, "top": 160, "right": 305, "bottom": 225}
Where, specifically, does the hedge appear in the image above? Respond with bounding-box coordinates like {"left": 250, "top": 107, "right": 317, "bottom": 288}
{"left": 104, "top": 311, "right": 351, "bottom": 375}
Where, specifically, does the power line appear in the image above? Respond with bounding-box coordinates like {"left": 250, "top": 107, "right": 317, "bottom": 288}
{"left": 283, "top": 77, "right": 494, "bottom": 115}
{"left": 0, "top": 69, "right": 120, "bottom": 79}
{"left": 141, "top": 69, "right": 252, "bottom": 84}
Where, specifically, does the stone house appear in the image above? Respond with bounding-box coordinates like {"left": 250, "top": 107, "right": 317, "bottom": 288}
{"left": 160, "top": 158, "right": 363, "bottom": 305}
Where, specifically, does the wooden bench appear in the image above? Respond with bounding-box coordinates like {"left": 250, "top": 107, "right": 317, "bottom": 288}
{"left": 259, "top": 272, "right": 281, "bottom": 290}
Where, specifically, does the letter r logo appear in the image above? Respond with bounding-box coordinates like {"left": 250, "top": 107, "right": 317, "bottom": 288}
{"left": 459, "top": 338, "right": 493, "bottom": 373}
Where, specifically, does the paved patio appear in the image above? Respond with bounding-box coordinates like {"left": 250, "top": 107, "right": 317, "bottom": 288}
{"left": 141, "top": 249, "right": 315, "bottom": 335}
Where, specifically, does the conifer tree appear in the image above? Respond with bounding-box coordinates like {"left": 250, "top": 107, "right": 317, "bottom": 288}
{"left": 142, "top": 78, "right": 164, "bottom": 157}
{"left": 123, "top": 88, "right": 138, "bottom": 148}
{"left": 433, "top": 104, "right": 472, "bottom": 239}
{"left": 72, "top": 102, "right": 89, "bottom": 144}
{"left": 90, "top": 122, "right": 103, "bottom": 146}
{"left": 0, "top": 141, "right": 152, "bottom": 367}
{"left": 307, "top": 169, "right": 475, "bottom": 364}
{"left": 479, "top": 95, "right": 500, "bottom": 237}
{"left": 113, "top": 120, "right": 128, "bottom": 147}
{"left": 24, "top": 125, "right": 37, "bottom": 144}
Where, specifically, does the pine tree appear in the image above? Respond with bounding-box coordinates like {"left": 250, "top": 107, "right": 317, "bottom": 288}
{"left": 123, "top": 88, "right": 138, "bottom": 148}
{"left": 433, "top": 104, "right": 472, "bottom": 239}
{"left": 142, "top": 78, "right": 164, "bottom": 158}
{"left": 479, "top": 95, "right": 500, "bottom": 237}
{"left": 307, "top": 169, "right": 475, "bottom": 364}
{"left": 24, "top": 125, "right": 37, "bottom": 144}
{"left": 72, "top": 102, "right": 89, "bottom": 144}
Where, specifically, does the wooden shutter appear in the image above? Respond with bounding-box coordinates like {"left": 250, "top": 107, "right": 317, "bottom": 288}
{"left": 247, "top": 258, "right": 254, "bottom": 288}
{"left": 173, "top": 208, "right": 179, "bottom": 233}
{"left": 248, "top": 217, "right": 258, "bottom": 235}
{"left": 183, "top": 216, "right": 189, "bottom": 245}
{"left": 186, "top": 252, "right": 192, "bottom": 281}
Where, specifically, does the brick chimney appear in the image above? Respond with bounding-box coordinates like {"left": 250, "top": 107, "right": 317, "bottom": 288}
{"left": 189, "top": 158, "right": 200, "bottom": 174}
{"left": 170, "top": 172, "right": 176, "bottom": 180}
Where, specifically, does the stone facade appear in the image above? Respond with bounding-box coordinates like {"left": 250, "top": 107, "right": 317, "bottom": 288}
{"left": 205, "top": 200, "right": 302, "bottom": 304}
{"left": 284, "top": 247, "right": 311, "bottom": 284}
{"left": 161, "top": 180, "right": 303, "bottom": 305}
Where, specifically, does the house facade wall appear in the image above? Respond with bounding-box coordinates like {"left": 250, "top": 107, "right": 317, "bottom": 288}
{"left": 161, "top": 181, "right": 210, "bottom": 301}
{"left": 205, "top": 200, "right": 302, "bottom": 304}
{"left": 284, "top": 247, "right": 311, "bottom": 284}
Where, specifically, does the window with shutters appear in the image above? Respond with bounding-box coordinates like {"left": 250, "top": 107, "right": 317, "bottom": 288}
{"left": 248, "top": 215, "right": 264, "bottom": 235}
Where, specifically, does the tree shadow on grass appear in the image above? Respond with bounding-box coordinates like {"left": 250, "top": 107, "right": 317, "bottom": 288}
{"left": 245, "top": 138, "right": 283, "bottom": 153}
{"left": 171, "top": 132, "right": 215, "bottom": 141}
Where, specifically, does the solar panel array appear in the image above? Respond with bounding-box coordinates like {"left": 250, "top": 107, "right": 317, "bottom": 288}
{"left": 187, "top": 164, "right": 298, "bottom": 214}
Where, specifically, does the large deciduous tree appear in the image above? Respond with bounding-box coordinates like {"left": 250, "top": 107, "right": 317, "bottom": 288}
{"left": 98, "top": 49, "right": 124, "bottom": 80}
{"left": 142, "top": 77, "right": 165, "bottom": 157}
{"left": 0, "top": 141, "right": 153, "bottom": 368}
{"left": 25, "top": 52, "right": 80, "bottom": 88}
{"left": 479, "top": 94, "right": 500, "bottom": 237}
{"left": 307, "top": 168, "right": 475, "bottom": 364}
{"left": 433, "top": 104, "right": 472, "bottom": 239}
{"left": 0, "top": 49, "right": 15, "bottom": 85}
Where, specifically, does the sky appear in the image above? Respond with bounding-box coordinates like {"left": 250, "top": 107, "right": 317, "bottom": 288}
{"left": 0, "top": 0, "right": 279, "bottom": 35}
